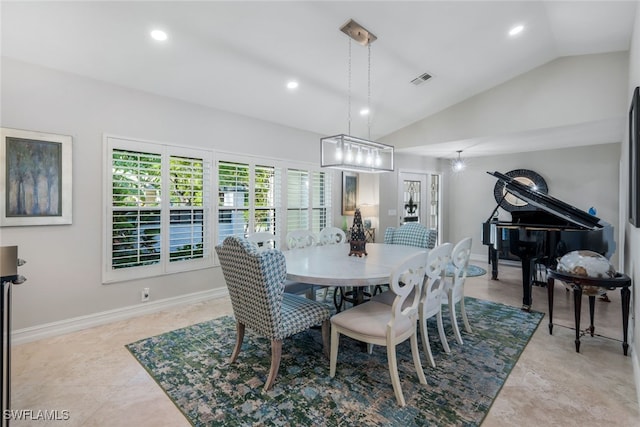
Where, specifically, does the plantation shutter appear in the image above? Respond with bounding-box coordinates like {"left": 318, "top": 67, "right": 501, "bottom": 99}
{"left": 254, "top": 165, "right": 281, "bottom": 236}
{"left": 169, "top": 155, "right": 210, "bottom": 262}
{"left": 287, "top": 169, "right": 309, "bottom": 231}
{"left": 217, "top": 161, "right": 250, "bottom": 243}
{"left": 311, "top": 171, "right": 331, "bottom": 233}
{"left": 111, "top": 149, "right": 162, "bottom": 269}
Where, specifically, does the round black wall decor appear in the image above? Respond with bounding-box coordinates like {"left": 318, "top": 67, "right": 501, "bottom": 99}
{"left": 493, "top": 169, "right": 548, "bottom": 212}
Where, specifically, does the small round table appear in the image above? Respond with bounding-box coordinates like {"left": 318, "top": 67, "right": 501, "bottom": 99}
{"left": 546, "top": 269, "right": 631, "bottom": 355}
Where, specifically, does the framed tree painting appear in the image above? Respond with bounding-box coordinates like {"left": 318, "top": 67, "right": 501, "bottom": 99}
{"left": 1, "top": 128, "right": 72, "bottom": 226}
{"left": 342, "top": 171, "right": 358, "bottom": 215}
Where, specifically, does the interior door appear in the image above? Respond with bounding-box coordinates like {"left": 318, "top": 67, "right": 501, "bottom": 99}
{"left": 398, "top": 171, "right": 441, "bottom": 241}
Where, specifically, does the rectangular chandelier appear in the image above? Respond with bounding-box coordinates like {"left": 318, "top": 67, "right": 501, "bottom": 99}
{"left": 320, "top": 134, "right": 394, "bottom": 173}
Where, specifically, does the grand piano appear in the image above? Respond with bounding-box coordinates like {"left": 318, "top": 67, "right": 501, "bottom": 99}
{"left": 482, "top": 171, "right": 616, "bottom": 311}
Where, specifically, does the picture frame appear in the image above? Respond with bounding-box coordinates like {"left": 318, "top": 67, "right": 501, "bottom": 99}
{"left": 629, "top": 87, "right": 640, "bottom": 227}
{"left": 342, "top": 171, "right": 358, "bottom": 216}
{"left": 1, "top": 127, "right": 72, "bottom": 226}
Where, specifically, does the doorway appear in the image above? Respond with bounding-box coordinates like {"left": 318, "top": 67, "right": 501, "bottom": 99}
{"left": 398, "top": 171, "right": 441, "bottom": 241}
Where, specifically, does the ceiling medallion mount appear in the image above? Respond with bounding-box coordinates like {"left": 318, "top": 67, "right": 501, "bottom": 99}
{"left": 340, "top": 19, "right": 377, "bottom": 46}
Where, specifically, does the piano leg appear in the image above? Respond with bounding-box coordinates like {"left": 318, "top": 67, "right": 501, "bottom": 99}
{"left": 588, "top": 295, "right": 596, "bottom": 337}
{"left": 521, "top": 256, "right": 533, "bottom": 311}
{"left": 547, "top": 277, "right": 554, "bottom": 334}
{"left": 489, "top": 246, "right": 499, "bottom": 280}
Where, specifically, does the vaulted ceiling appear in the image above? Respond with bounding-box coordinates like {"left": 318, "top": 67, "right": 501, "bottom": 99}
{"left": 1, "top": 1, "right": 637, "bottom": 158}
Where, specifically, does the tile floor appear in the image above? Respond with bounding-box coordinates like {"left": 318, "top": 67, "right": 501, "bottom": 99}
{"left": 9, "top": 261, "right": 640, "bottom": 426}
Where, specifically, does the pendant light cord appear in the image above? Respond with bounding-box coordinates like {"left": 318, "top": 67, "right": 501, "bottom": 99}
{"left": 348, "top": 38, "right": 352, "bottom": 136}
{"left": 367, "top": 42, "right": 372, "bottom": 140}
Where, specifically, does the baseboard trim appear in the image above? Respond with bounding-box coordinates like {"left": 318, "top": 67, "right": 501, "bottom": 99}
{"left": 632, "top": 341, "right": 640, "bottom": 409}
{"left": 11, "top": 287, "right": 229, "bottom": 345}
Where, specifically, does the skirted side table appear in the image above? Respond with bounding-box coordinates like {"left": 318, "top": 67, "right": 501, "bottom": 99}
{"left": 546, "top": 269, "right": 631, "bottom": 355}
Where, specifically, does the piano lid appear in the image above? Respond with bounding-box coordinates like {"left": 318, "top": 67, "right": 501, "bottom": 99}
{"left": 487, "top": 171, "right": 603, "bottom": 230}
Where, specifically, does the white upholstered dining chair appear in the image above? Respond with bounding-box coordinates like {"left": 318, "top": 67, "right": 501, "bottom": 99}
{"left": 317, "top": 226, "right": 347, "bottom": 302}
{"left": 285, "top": 229, "right": 318, "bottom": 249}
{"left": 318, "top": 226, "right": 346, "bottom": 246}
{"left": 420, "top": 242, "right": 453, "bottom": 368}
{"left": 246, "top": 231, "right": 277, "bottom": 249}
{"left": 442, "top": 237, "right": 473, "bottom": 345}
{"left": 284, "top": 230, "right": 319, "bottom": 299}
{"left": 329, "top": 251, "right": 428, "bottom": 407}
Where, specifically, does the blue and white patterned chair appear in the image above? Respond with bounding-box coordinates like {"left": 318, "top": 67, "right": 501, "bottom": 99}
{"left": 373, "top": 223, "right": 437, "bottom": 296}
{"left": 215, "top": 236, "right": 331, "bottom": 392}
{"left": 247, "top": 231, "right": 314, "bottom": 299}
{"left": 384, "top": 223, "right": 438, "bottom": 249}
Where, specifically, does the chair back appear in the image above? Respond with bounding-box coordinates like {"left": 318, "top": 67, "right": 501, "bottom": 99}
{"left": 384, "top": 223, "right": 438, "bottom": 249}
{"left": 247, "top": 232, "right": 277, "bottom": 251}
{"left": 215, "top": 236, "right": 286, "bottom": 339}
{"left": 422, "top": 242, "right": 453, "bottom": 316}
{"left": 318, "top": 227, "right": 347, "bottom": 245}
{"left": 450, "top": 237, "right": 472, "bottom": 300}
{"left": 285, "top": 230, "right": 318, "bottom": 249}
{"left": 387, "top": 252, "right": 427, "bottom": 327}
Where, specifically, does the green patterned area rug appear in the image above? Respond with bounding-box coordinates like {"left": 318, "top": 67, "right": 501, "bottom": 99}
{"left": 126, "top": 298, "right": 542, "bottom": 426}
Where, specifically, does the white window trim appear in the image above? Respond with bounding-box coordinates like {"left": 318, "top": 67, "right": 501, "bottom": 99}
{"left": 103, "top": 135, "right": 214, "bottom": 284}
{"left": 102, "top": 138, "right": 334, "bottom": 282}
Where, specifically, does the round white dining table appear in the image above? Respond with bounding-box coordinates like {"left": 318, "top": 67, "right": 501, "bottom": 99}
{"left": 283, "top": 242, "right": 428, "bottom": 287}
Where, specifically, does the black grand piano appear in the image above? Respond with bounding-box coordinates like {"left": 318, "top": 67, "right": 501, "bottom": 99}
{"left": 482, "top": 171, "right": 616, "bottom": 311}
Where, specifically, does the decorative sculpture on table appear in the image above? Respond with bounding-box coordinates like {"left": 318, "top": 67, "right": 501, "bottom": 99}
{"left": 349, "top": 208, "right": 367, "bottom": 257}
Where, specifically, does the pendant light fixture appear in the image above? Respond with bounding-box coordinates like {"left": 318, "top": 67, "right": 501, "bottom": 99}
{"left": 320, "top": 19, "right": 394, "bottom": 173}
{"left": 451, "top": 150, "right": 466, "bottom": 172}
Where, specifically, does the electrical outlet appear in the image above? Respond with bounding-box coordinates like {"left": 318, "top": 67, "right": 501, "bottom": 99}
{"left": 141, "top": 287, "right": 150, "bottom": 302}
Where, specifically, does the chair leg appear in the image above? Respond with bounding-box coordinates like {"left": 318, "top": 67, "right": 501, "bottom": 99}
{"left": 449, "top": 300, "right": 464, "bottom": 345}
{"left": 386, "top": 343, "right": 405, "bottom": 407}
{"left": 329, "top": 326, "right": 340, "bottom": 377}
{"left": 305, "top": 286, "right": 316, "bottom": 300}
{"left": 436, "top": 311, "right": 451, "bottom": 354}
{"left": 420, "top": 315, "right": 436, "bottom": 368}
{"left": 410, "top": 332, "right": 427, "bottom": 385}
{"left": 230, "top": 322, "right": 245, "bottom": 363}
{"left": 460, "top": 297, "right": 472, "bottom": 333}
{"left": 263, "top": 339, "right": 282, "bottom": 392}
{"left": 321, "top": 319, "right": 330, "bottom": 359}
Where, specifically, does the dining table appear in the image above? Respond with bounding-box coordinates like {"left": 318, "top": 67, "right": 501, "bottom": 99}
{"left": 283, "top": 242, "right": 428, "bottom": 309}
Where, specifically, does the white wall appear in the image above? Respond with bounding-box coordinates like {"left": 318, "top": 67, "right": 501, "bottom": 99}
{"left": 442, "top": 144, "right": 620, "bottom": 265}
{"left": 386, "top": 51, "right": 628, "bottom": 149}
{"left": 0, "top": 58, "right": 335, "bottom": 330}
{"left": 625, "top": 3, "right": 640, "bottom": 407}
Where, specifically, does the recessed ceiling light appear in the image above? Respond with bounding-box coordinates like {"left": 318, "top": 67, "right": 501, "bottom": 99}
{"left": 286, "top": 81, "right": 299, "bottom": 90}
{"left": 509, "top": 25, "right": 524, "bottom": 37}
{"left": 150, "top": 30, "right": 168, "bottom": 41}
{"left": 359, "top": 108, "right": 370, "bottom": 116}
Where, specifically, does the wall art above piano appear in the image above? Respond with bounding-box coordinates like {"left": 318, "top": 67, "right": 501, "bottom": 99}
{"left": 0, "top": 127, "right": 73, "bottom": 226}
{"left": 492, "top": 169, "right": 548, "bottom": 212}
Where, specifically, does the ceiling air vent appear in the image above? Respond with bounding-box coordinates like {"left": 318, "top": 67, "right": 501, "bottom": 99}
{"left": 410, "top": 72, "right": 432, "bottom": 86}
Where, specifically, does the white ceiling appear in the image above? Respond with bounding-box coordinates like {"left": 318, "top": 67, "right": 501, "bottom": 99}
{"left": 1, "top": 1, "right": 637, "bottom": 158}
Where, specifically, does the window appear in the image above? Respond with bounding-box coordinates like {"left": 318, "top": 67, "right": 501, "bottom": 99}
{"left": 217, "top": 159, "right": 281, "bottom": 244}
{"left": 287, "top": 169, "right": 331, "bottom": 234}
{"left": 104, "top": 137, "right": 212, "bottom": 283}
